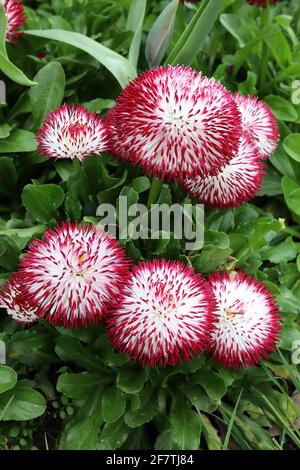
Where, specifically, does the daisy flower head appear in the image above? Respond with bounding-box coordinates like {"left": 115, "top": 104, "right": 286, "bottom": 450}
{"left": 18, "top": 223, "right": 130, "bottom": 328}
{"left": 207, "top": 271, "right": 281, "bottom": 368}
{"left": 2, "top": 0, "right": 25, "bottom": 43}
{"left": 182, "top": 133, "right": 265, "bottom": 209}
{"left": 108, "top": 65, "right": 242, "bottom": 181}
{"left": 108, "top": 259, "right": 215, "bottom": 367}
{"left": 0, "top": 274, "right": 38, "bottom": 326}
{"left": 234, "top": 93, "right": 279, "bottom": 159}
{"left": 36, "top": 104, "right": 111, "bottom": 162}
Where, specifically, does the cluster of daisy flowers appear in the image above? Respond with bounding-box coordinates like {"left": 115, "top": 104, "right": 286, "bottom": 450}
{"left": 0, "top": 223, "right": 281, "bottom": 369}
{"left": 36, "top": 65, "right": 278, "bottom": 210}
{"left": 107, "top": 65, "right": 278, "bottom": 209}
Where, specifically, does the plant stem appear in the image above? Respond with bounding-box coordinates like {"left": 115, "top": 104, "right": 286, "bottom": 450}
{"left": 147, "top": 177, "right": 162, "bottom": 209}
{"left": 259, "top": 0, "right": 270, "bottom": 95}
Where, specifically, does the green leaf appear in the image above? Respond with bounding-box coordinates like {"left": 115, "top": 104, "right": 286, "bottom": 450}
{"left": 287, "top": 188, "right": 300, "bottom": 216}
{"left": 181, "top": 383, "right": 218, "bottom": 413}
{"left": 145, "top": 0, "right": 179, "bottom": 68}
{"left": 99, "top": 418, "right": 129, "bottom": 450}
{"left": 283, "top": 134, "right": 300, "bottom": 163}
{"left": 0, "top": 157, "right": 17, "bottom": 197}
{"left": 130, "top": 177, "right": 150, "bottom": 194}
{"left": 265, "top": 31, "right": 292, "bottom": 69}
{"left": 22, "top": 184, "right": 65, "bottom": 223}
{"left": 57, "top": 372, "right": 106, "bottom": 399}
{"left": 124, "top": 385, "right": 157, "bottom": 428}
{"left": 55, "top": 336, "right": 104, "bottom": 372}
{"left": 0, "top": 130, "right": 37, "bottom": 153}
{"left": 0, "top": 382, "right": 46, "bottom": 421}
{"left": 127, "top": 0, "right": 147, "bottom": 68}
{"left": 0, "top": 5, "right": 36, "bottom": 86}
{"left": 0, "top": 124, "right": 12, "bottom": 139}
{"left": 29, "top": 62, "right": 65, "bottom": 129}
{"left": 0, "top": 366, "right": 17, "bottom": 394}
{"left": 101, "top": 387, "right": 126, "bottom": 423}
{"left": 167, "top": 0, "right": 224, "bottom": 66}
{"left": 192, "top": 369, "right": 227, "bottom": 400}
{"left": 25, "top": 29, "right": 137, "bottom": 88}
{"left": 260, "top": 237, "right": 297, "bottom": 263}
{"left": 264, "top": 95, "right": 298, "bottom": 122}
{"left": 117, "top": 366, "right": 147, "bottom": 394}
{"left": 9, "top": 329, "right": 57, "bottom": 367}
{"left": 61, "top": 416, "right": 100, "bottom": 450}
{"left": 192, "top": 246, "right": 232, "bottom": 273}
{"left": 170, "top": 396, "right": 201, "bottom": 450}
{"left": 0, "top": 235, "right": 20, "bottom": 271}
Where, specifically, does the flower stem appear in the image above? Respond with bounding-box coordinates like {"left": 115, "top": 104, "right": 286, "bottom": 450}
{"left": 147, "top": 177, "right": 162, "bottom": 209}
{"left": 259, "top": 0, "right": 270, "bottom": 95}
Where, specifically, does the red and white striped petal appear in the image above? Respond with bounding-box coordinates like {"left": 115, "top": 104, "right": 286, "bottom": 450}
{"left": 234, "top": 93, "right": 279, "bottom": 159}
{"left": 108, "top": 66, "right": 242, "bottom": 180}
{"left": 3, "top": 0, "right": 25, "bottom": 43}
{"left": 0, "top": 274, "right": 38, "bottom": 326}
{"left": 207, "top": 271, "right": 281, "bottom": 368}
{"left": 182, "top": 134, "right": 265, "bottom": 209}
{"left": 36, "top": 104, "right": 111, "bottom": 162}
{"left": 108, "top": 259, "right": 215, "bottom": 367}
{"left": 18, "top": 223, "right": 130, "bottom": 328}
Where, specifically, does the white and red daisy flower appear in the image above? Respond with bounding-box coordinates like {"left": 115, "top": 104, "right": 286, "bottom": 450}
{"left": 18, "top": 223, "right": 130, "bottom": 328}
{"left": 108, "top": 259, "right": 215, "bottom": 367}
{"left": 0, "top": 275, "right": 38, "bottom": 326}
{"left": 182, "top": 133, "right": 265, "bottom": 209}
{"left": 36, "top": 104, "right": 111, "bottom": 162}
{"left": 108, "top": 65, "right": 242, "bottom": 180}
{"left": 207, "top": 271, "right": 281, "bottom": 368}
{"left": 234, "top": 93, "right": 279, "bottom": 159}
{"left": 2, "top": 0, "right": 25, "bottom": 43}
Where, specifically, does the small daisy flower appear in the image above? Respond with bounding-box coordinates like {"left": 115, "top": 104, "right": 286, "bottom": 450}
{"left": 108, "top": 65, "right": 242, "bottom": 180}
{"left": 18, "top": 223, "right": 130, "bottom": 328}
{"left": 234, "top": 93, "right": 279, "bottom": 159}
{"left": 3, "top": 0, "right": 25, "bottom": 43}
{"left": 207, "top": 271, "right": 281, "bottom": 368}
{"left": 0, "top": 275, "right": 38, "bottom": 326}
{"left": 108, "top": 259, "right": 215, "bottom": 367}
{"left": 182, "top": 134, "right": 265, "bottom": 209}
{"left": 36, "top": 104, "right": 111, "bottom": 162}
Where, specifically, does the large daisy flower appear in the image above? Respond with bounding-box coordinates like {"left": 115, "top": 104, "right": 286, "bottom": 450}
{"left": 18, "top": 223, "right": 130, "bottom": 328}
{"left": 108, "top": 259, "right": 215, "bottom": 367}
{"left": 108, "top": 65, "right": 242, "bottom": 180}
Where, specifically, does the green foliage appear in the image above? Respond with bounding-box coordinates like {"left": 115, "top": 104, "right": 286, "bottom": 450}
{"left": 0, "top": 0, "right": 300, "bottom": 451}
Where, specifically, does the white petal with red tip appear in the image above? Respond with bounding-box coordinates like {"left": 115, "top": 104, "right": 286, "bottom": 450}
{"left": 208, "top": 271, "right": 281, "bottom": 368}
{"left": 108, "top": 259, "right": 215, "bottom": 367}
{"left": 108, "top": 66, "right": 242, "bottom": 180}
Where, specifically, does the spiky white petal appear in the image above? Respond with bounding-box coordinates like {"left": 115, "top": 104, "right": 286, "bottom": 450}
{"left": 36, "top": 104, "right": 110, "bottom": 162}
{"left": 108, "top": 259, "right": 215, "bottom": 367}
{"left": 19, "top": 223, "right": 130, "bottom": 328}
{"left": 208, "top": 271, "right": 281, "bottom": 368}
